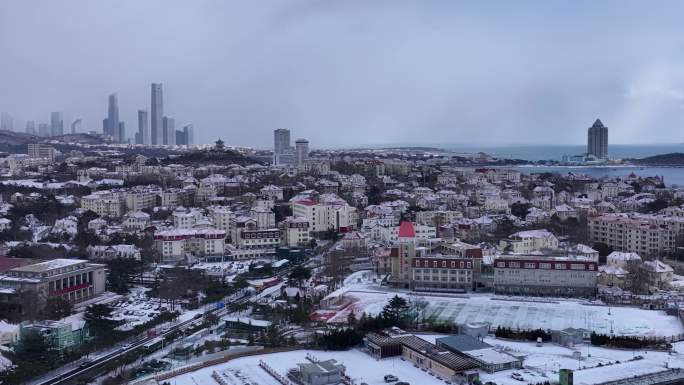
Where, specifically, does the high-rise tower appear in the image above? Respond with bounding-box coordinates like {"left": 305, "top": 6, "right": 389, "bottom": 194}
{"left": 587, "top": 119, "right": 608, "bottom": 159}
{"left": 163, "top": 116, "right": 175, "bottom": 145}
{"left": 50, "top": 112, "right": 63, "bottom": 137}
{"left": 295, "top": 138, "right": 309, "bottom": 166}
{"left": 103, "top": 93, "right": 120, "bottom": 141}
{"left": 25, "top": 120, "right": 36, "bottom": 135}
{"left": 273, "top": 128, "right": 291, "bottom": 165}
{"left": 137, "top": 109, "right": 149, "bottom": 145}
{"left": 0, "top": 112, "right": 13, "bottom": 131}
{"left": 150, "top": 83, "right": 163, "bottom": 145}
{"left": 71, "top": 119, "right": 82, "bottom": 134}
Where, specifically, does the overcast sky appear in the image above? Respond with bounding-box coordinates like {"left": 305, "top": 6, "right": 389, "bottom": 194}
{"left": 1, "top": 0, "right": 684, "bottom": 148}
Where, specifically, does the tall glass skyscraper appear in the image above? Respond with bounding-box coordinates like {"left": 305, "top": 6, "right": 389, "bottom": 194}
{"left": 273, "top": 128, "right": 291, "bottom": 165}
{"left": 163, "top": 116, "right": 175, "bottom": 145}
{"left": 50, "top": 112, "right": 63, "bottom": 137}
{"left": 150, "top": 83, "right": 163, "bottom": 145}
{"left": 137, "top": 109, "right": 149, "bottom": 145}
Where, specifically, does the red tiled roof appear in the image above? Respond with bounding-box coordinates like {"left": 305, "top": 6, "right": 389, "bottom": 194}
{"left": 398, "top": 221, "right": 416, "bottom": 238}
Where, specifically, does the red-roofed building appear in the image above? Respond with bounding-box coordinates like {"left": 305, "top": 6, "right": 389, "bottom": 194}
{"left": 398, "top": 221, "right": 416, "bottom": 238}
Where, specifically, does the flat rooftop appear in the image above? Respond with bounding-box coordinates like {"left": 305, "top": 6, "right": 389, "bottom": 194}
{"left": 12, "top": 258, "right": 87, "bottom": 273}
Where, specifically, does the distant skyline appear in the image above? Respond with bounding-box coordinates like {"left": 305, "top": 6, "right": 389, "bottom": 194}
{"left": 2, "top": 1, "right": 684, "bottom": 147}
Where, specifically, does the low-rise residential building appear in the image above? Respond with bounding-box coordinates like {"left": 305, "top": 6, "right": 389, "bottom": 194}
{"left": 642, "top": 260, "right": 674, "bottom": 289}
{"left": 122, "top": 210, "right": 150, "bottom": 231}
{"left": 499, "top": 229, "right": 559, "bottom": 254}
{"left": 20, "top": 317, "right": 89, "bottom": 352}
{"left": 87, "top": 244, "right": 141, "bottom": 260}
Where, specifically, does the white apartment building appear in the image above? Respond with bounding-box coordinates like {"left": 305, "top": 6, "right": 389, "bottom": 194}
{"left": 291, "top": 193, "right": 357, "bottom": 232}
{"left": 207, "top": 206, "right": 234, "bottom": 232}
{"left": 260, "top": 185, "right": 284, "bottom": 201}
{"left": 124, "top": 188, "right": 159, "bottom": 211}
{"left": 376, "top": 223, "right": 436, "bottom": 245}
{"left": 499, "top": 229, "right": 559, "bottom": 254}
{"left": 415, "top": 210, "right": 462, "bottom": 227}
{"left": 250, "top": 207, "right": 276, "bottom": 229}
{"left": 281, "top": 216, "right": 311, "bottom": 247}
{"left": 81, "top": 191, "right": 125, "bottom": 217}
{"left": 154, "top": 228, "right": 226, "bottom": 262}
{"left": 588, "top": 214, "right": 679, "bottom": 256}
{"left": 230, "top": 217, "right": 282, "bottom": 250}
{"left": 161, "top": 188, "right": 192, "bottom": 208}
{"left": 172, "top": 207, "right": 203, "bottom": 228}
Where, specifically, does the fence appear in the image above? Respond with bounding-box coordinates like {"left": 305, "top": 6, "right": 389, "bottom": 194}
{"left": 128, "top": 346, "right": 297, "bottom": 384}
{"left": 259, "top": 360, "right": 295, "bottom": 385}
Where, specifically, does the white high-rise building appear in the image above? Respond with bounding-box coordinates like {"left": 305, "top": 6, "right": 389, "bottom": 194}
{"left": 163, "top": 116, "right": 175, "bottom": 145}
{"left": 137, "top": 109, "right": 149, "bottom": 145}
{"left": 50, "top": 112, "right": 63, "bottom": 137}
{"left": 25, "top": 120, "right": 36, "bottom": 135}
{"left": 0, "top": 112, "right": 13, "bottom": 131}
{"left": 150, "top": 83, "right": 163, "bottom": 145}
{"left": 295, "top": 138, "right": 309, "bottom": 166}
{"left": 71, "top": 119, "right": 82, "bottom": 134}
{"left": 103, "top": 93, "right": 120, "bottom": 141}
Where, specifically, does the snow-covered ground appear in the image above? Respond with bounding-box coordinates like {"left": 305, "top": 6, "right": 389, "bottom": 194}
{"left": 156, "top": 340, "right": 684, "bottom": 385}
{"left": 420, "top": 334, "right": 684, "bottom": 385}
{"left": 157, "top": 349, "right": 447, "bottom": 385}
{"left": 191, "top": 261, "right": 250, "bottom": 281}
{"left": 109, "top": 287, "right": 172, "bottom": 330}
{"left": 322, "top": 272, "right": 684, "bottom": 338}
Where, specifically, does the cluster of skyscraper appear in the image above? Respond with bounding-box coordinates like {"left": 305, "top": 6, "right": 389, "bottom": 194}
{"left": 1, "top": 111, "right": 75, "bottom": 137}
{"left": 109, "top": 83, "right": 193, "bottom": 146}
{"left": 273, "top": 128, "right": 309, "bottom": 166}
{"left": 1, "top": 83, "right": 194, "bottom": 146}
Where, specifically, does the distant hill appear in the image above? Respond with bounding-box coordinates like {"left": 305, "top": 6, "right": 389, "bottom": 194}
{"left": 161, "top": 148, "right": 263, "bottom": 166}
{"left": 0, "top": 130, "right": 41, "bottom": 153}
{"left": 45, "top": 133, "right": 106, "bottom": 145}
{"left": 631, "top": 153, "right": 684, "bottom": 166}
{"left": 0, "top": 130, "right": 40, "bottom": 145}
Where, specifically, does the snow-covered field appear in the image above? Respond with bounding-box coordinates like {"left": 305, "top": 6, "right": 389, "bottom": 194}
{"left": 324, "top": 287, "right": 684, "bottom": 338}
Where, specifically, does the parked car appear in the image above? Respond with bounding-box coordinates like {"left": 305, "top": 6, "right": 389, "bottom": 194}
{"left": 511, "top": 372, "right": 524, "bottom": 381}
{"left": 384, "top": 374, "right": 399, "bottom": 382}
